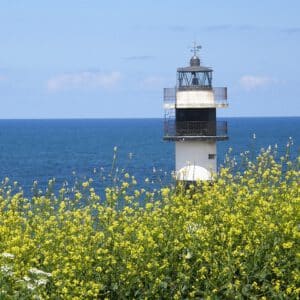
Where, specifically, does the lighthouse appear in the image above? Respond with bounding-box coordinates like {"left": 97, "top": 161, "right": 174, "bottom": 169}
{"left": 163, "top": 44, "right": 228, "bottom": 182}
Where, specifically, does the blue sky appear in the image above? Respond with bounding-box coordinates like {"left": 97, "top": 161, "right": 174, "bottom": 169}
{"left": 0, "top": 0, "right": 299, "bottom": 118}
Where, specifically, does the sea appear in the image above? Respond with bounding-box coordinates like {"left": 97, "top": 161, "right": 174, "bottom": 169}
{"left": 0, "top": 117, "right": 299, "bottom": 195}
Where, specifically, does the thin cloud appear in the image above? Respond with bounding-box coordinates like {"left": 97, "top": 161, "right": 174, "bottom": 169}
{"left": 169, "top": 25, "right": 188, "bottom": 32}
{"left": 123, "top": 55, "right": 154, "bottom": 61}
{"left": 47, "top": 71, "right": 121, "bottom": 92}
{"left": 239, "top": 75, "right": 276, "bottom": 90}
{"left": 282, "top": 27, "right": 300, "bottom": 34}
{"left": 236, "top": 24, "right": 257, "bottom": 31}
{"left": 177, "top": 24, "right": 300, "bottom": 34}
{"left": 205, "top": 24, "right": 232, "bottom": 31}
{"left": 0, "top": 75, "right": 7, "bottom": 81}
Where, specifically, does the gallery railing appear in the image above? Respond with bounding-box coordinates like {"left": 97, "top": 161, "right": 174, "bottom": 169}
{"left": 164, "top": 120, "right": 228, "bottom": 137}
{"left": 163, "top": 87, "right": 228, "bottom": 108}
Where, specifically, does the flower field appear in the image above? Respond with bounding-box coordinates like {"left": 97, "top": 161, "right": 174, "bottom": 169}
{"left": 0, "top": 146, "right": 299, "bottom": 299}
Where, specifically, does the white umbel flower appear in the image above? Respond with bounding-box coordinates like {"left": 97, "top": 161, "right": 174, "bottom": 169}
{"left": 0, "top": 265, "right": 13, "bottom": 276}
{"left": 1, "top": 252, "right": 15, "bottom": 259}
{"left": 26, "top": 283, "right": 35, "bottom": 291}
{"left": 29, "top": 268, "right": 52, "bottom": 277}
{"left": 35, "top": 278, "right": 48, "bottom": 286}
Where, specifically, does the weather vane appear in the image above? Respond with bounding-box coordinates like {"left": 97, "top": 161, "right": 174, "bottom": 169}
{"left": 190, "top": 42, "right": 202, "bottom": 56}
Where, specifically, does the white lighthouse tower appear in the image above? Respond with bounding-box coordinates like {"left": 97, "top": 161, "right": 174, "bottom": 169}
{"left": 163, "top": 44, "right": 228, "bottom": 181}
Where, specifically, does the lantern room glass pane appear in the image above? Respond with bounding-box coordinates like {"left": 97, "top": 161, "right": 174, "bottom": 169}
{"left": 177, "top": 71, "right": 212, "bottom": 90}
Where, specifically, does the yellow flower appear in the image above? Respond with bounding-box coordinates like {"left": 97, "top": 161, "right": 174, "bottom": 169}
{"left": 82, "top": 181, "right": 89, "bottom": 188}
{"left": 122, "top": 182, "right": 129, "bottom": 189}
{"left": 282, "top": 241, "right": 294, "bottom": 249}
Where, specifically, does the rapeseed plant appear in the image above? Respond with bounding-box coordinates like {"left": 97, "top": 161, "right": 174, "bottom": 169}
{"left": 0, "top": 145, "right": 298, "bottom": 299}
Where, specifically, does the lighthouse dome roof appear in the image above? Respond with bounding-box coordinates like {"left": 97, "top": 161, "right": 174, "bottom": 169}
{"left": 176, "top": 165, "right": 212, "bottom": 181}
{"left": 177, "top": 56, "right": 212, "bottom": 73}
{"left": 190, "top": 55, "right": 200, "bottom": 66}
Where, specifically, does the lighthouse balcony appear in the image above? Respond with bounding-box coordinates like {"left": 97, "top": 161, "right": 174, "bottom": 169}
{"left": 163, "top": 87, "right": 228, "bottom": 109}
{"left": 163, "top": 120, "right": 228, "bottom": 141}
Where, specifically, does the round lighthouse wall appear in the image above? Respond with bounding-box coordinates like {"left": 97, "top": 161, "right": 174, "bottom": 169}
{"left": 175, "top": 140, "right": 217, "bottom": 181}
{"left": 176, "top": 90, "right": 215, "bottom": 108}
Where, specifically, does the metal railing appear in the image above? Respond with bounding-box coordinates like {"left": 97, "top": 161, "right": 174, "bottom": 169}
{"left": 163, "top": 88, "right": 176, "bottom": 110}
{"left": 164, "top": 120, "right": 228, "bottom": 137}
{"left": 163, "top": 87, "right": 176, "bottom": 101}
{"left": 177, "top": 85, "right": 212, "bottom": 91}
{"left": 213, "top": 87, "right": 227, "bottom": 103}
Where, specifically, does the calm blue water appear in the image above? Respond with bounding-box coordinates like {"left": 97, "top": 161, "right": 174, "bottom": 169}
{"left": 0, "top": 118, "right": 299, "bottom": 195}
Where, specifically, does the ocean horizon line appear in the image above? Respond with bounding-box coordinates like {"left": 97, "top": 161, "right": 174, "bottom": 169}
{"left": 0, "top": 116, "right": 299, "bottom": 121}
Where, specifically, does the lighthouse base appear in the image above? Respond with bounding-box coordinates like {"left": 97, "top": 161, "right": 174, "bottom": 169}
{"left": 175, "top": 140, "right": 216, "bottom": 181}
